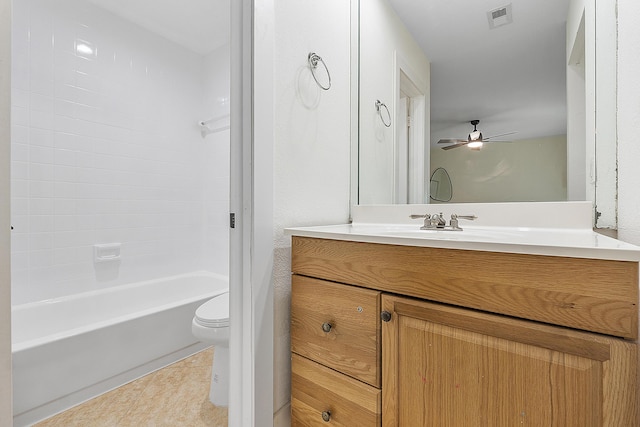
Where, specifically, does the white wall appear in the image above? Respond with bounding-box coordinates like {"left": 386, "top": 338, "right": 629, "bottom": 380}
{"left": 271, "top": 0, "right": 352, "bottom": 423}
{"left": 358, "top": 0, "right": 430, "bottom": 204}
{"left": 10, "top": 0, "right": 228, "bottom": 304}
{"left": 617, "top": 0, "right": 640, "bottom": 245}
{"left": 430, "top": 135, "right": 567, "bottom": 203}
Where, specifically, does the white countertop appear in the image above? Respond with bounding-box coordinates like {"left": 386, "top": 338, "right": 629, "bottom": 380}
{"left": 285, "top": 223, "right": 640, "bottom": 262}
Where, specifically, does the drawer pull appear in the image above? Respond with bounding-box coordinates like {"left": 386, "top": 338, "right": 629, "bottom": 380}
{"left": 321, "top": 322, "right": 333, "bottom": 333}
{"left": 381, "top": 311, "right": 392, "bottom": 322}
{"left": 321, "top": 410, "right": 331, "bottom": 422}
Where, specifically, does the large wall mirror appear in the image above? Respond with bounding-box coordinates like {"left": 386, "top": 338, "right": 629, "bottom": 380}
{"left": 353, "top": 0, "right": 617, "bottom": 228}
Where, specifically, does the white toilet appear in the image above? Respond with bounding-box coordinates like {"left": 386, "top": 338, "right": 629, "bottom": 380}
{"left": 192, "top": 291, "right": 230, "bottom": 407}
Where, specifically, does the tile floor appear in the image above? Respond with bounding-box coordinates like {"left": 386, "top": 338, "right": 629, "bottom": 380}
{"left": 35, "top": 347, "right": 228, "bottom": 427}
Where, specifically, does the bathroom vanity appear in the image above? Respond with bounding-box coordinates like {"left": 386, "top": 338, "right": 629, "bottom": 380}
{"left": 287, "top": 208, "right": 640, "bottom": 426}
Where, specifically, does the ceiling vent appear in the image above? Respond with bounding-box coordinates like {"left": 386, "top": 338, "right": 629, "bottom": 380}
{"left": 487, "top": 4, "right": 513, "bottom": 29}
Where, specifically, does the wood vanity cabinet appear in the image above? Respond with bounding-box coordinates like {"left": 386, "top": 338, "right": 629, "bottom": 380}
{"left": 290, "top": 236, "right": 640, "bottom": 426}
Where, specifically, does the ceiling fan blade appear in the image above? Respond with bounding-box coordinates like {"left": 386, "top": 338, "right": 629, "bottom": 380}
{"left": 484, "top": 131, "right": 517, "bottom": 141}
{"left": 442, "top": 141, "right": 470, "bottom": 150}
{"left": 437, "top": 138, "right": 466, "bottom": 144}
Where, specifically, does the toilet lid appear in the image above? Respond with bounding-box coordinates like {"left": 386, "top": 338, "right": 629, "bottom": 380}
{"left": 195, "top": 291, "right": 229, "bottom": 327}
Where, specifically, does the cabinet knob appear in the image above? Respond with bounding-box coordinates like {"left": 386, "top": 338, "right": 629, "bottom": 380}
{"left": 321, "top": 410, "right": 331, "bottom": 422}
{"left": 321, "top": 322, "right": 333, "bottom": 333}
{"left": 381, "top": 311, "right": 392, "bottom": 322}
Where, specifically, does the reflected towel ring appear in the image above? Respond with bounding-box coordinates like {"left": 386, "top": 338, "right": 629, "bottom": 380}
{"left": 375, "top": 100, "right": 391, "bottom": 127}
{"left": 308, "top": 52, "right": 331, "bottom": 90}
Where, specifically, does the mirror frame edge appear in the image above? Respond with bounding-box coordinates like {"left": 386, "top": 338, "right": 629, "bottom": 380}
{"left": 349, "top": 0, "right": 360, "bottom": 222}
{"left": 592, "top": 0, "right": 618, "bottom": 230}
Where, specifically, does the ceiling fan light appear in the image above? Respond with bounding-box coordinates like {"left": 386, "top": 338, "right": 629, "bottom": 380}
{"left": 468, "top": 130, "right": 483, "bottom": 141}
{"left": 468, "top": 141, "right": 483, "bottom": 149}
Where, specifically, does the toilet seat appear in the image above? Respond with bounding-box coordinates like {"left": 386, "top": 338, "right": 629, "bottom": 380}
{"left": 194, "top": 291, "right": 229, "bottom": 328}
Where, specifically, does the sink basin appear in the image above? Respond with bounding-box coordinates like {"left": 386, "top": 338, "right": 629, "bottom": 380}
{"left": 352, "top": 225, "right": 523, "bottom": 241}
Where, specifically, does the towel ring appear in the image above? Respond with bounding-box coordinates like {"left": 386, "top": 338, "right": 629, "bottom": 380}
{"left": 308, "top": 52, "right": 331, "bottom": 91}
{"left": 375, "top": 100, "right": 391, "bottom": 127}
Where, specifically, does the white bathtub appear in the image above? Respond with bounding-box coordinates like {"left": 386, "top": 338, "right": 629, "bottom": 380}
{"left": 11, "top": 271, "right": 228, "bottom": 426}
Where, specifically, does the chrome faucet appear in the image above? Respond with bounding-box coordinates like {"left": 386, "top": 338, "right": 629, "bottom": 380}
{"left": 409, "top": 213, "right": 477, "bottom": 231}
{"left": 430, "top": 212, "right": 447, "bottom": 228}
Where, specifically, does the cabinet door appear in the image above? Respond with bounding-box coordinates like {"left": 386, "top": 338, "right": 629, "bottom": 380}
{"left": 382, "top": 295, "right": 638, "bottom": 427}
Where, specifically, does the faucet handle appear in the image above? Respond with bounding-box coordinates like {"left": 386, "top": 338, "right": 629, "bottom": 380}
{"left": 450, "top": 214, "right": 477, "bottom": 230}
{"left": 409, "top": 214, "right": 431, "bottom": 219}
{"left": 410, "top": 213, "right": 433, "bottom": 230}
{"left": 451, "top": 214, "right": 477, "bottom": 220}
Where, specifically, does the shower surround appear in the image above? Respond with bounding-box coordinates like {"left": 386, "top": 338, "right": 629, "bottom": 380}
{"left": 10, "top": 0, "right": 230, "bottom": 305}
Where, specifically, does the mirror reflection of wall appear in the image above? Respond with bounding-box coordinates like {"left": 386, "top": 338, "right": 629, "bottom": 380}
{"left": 429, "top": 167, "right": 452, "bottom": 203}
{"left": 431, "top": 135, "right": 567, "bottom": 203}
{"left": 358, "top": 0, "right": 430, "bottom": 205}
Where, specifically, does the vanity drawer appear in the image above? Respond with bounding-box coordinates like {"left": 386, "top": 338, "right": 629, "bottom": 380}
{"left": 291, "top": 275, "right": 381, "bottom": 387}
{"left": 291, "top": 354, "right": 381, "bottom": 427}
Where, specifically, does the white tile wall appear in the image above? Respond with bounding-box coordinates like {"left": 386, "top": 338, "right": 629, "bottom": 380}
{"left": 10, "top": 0, "right": 230, "bottom": 305}
{"left": 201, "top": 44, "right": 231, "bottom": 277}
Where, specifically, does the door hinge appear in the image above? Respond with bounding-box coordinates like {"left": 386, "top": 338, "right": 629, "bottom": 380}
{"left": 230, "top": 213, "right": 236, "bottom": 229}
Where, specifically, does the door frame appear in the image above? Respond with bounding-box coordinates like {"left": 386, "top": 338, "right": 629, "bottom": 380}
{"left": 393, "top": 52, "right": 426, "bottom": 204}
{"left": 230, "top": 0, "right": 275, "bottom": 426}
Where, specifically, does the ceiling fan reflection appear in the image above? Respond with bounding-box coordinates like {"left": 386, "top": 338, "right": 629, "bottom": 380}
{"left": 437, "top": 120, "right": 516, "bottom": 150}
